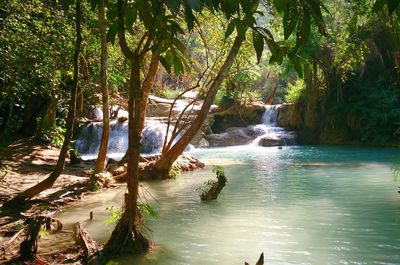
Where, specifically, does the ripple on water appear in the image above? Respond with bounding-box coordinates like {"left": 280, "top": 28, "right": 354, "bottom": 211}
{"left": 54, "top": 146, "right": 400, "bottom": 265}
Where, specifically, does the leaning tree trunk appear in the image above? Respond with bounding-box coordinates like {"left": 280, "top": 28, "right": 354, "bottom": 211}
{"left": 151, "top": 35, "right": 245, "bottom": 177}
{"left": 8, "top": 0, "right": 82, "bottom": 203}
{"left": 103, "top": 0, "right": 149, "bottom": 255}
{"left": 94, "top": 2, "right": 110, "bottom": 174}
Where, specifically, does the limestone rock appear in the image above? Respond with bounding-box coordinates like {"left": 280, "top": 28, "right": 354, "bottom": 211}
{"left": 259, "top": 137, "right": 285, "bottom": 146}
{"left": 146, "top": 100, "right": 172, "bottom": 117}
{"left": 206, "top": 126, "right": 265, "bottom": 147}
{"left": 211, "top": 103, "right": 265, "bottom": 133}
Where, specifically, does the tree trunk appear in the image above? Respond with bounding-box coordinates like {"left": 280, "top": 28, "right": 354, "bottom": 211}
{"left": 103, "top": 0, "right": 149, "bottom": 254}
{"left": 94, "top": 2, "right": 110, "bottom": 174}
{"left": 104, "top": 57, "right": 150, "bottom": 255}
{"left": 116, "top": 53, "right": 159, "bottom": 164}
{"left": 8, "top": 0, "right": 82, "bottom": 203}
{"left": 152, "top": 35, "right": 244, "bottom": 177}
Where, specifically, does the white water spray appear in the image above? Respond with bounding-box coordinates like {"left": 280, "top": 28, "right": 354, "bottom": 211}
{"left": 252, "top": 105, "right": 296, "bottom": 146}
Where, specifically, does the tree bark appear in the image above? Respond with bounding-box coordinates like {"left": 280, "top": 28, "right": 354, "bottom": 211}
{"left": 103, "top": 0, "right": 149, "bottom": 255}
{"left": 104, "top": 56, "right": 150, "bottom": 255}
{"left": 94, "top": 2, "right": 110, "bottom": 174}
{"left": 8, "top": 0, "right": 82, "bottom": 203}
{"left": 152, "top": 35, "right": 245, "bottom": 176}
{"left": 117, "top": 53, "right": 159, "bottom": 164}
{"left": 140, "top": 53, "right": 159, "bottom": 132}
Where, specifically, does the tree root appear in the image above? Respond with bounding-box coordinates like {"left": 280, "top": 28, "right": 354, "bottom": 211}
{"left": 103, "top": 215, "right": 150, "bottom": 256}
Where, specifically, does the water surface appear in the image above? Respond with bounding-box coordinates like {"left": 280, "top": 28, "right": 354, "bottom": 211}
{"left": 56, "top": 146, "right": 400, "bottom": 264}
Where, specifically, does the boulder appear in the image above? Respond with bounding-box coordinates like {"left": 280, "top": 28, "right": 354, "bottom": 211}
{"left": 206, "top": 126, "right": 265, "bottom": 147}
{"left": 211, "top": 103, "right": 265, "bottom": 133}
{"left": 259, "top": 137, "right": 285, "bottom": 146}
{"left": 190, "top": 115, "right": 214, "bottom": 147}
{"left": 146, "top": 100, "right": 172, "bottom": 117}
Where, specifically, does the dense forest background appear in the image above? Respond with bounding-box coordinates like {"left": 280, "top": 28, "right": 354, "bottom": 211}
{"left": 1, "top": 0, "right": 399, "bottom": 147}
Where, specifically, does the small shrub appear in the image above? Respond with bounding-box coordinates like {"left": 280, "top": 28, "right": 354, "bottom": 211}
{"left": 105, "top": 206, "right": 123, "bottom": 225}
{"left": 138, "top": 203, "right": 159, "bottom": 217}
{"left": 90, "top": 171, "right": 114, "bottom": 191}
{"left": 169, "top": 163, "right": 182, "bottom": 179}
{"left": 212, "top": 165, "right": 225, "bottom": 177}
{"left": 159, "top": 86, "right": 181, "bottom": 99}
{"left": 37, "top": 125, "right": 65, "bottom": 148}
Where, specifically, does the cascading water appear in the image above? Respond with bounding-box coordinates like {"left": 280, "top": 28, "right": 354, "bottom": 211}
{"left": 75, "top": 120, "right": 193, "bottom": 160}
{"left": 253, "top": 105, "right": 296, "bottom": 146}
{"left": 90, "top": 105, "right": 129, "bottom": 121}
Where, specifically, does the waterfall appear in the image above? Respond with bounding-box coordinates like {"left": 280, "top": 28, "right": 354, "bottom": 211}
{"left": 261, "top": 105, "right": 279, "bottom": 125}
{"left": 252, "top": 105, "right": 296, "bottom": 146}
{"left": 90, "top": 105, "right": 129, "bottom": 121}
{"left": 75, "top": 120, "right": 193, "bottom": 160}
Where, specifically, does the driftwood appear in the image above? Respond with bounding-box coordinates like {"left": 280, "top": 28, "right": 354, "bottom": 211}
{"left": 73, "top": 222, "right": 97, "bottom": 259}
{"left": 0, "top": 228, "right": 25, "bottom": 255}
{"left": 245, "top": 252, "right": 264, "bottom": 265}
{"left": 200, "top": 169, "right": 227, "bottom": 201}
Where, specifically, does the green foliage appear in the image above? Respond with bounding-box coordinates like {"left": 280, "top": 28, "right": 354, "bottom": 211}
{"left": 214, "top": 91, "right": 235, "bottom": 108}
{"left": 104, "top": 203, "right": 158, "bottom": 225}
{"left": 392, "top": 163, "right": 400, "bottom": 181}
{"left": 285, "top": 79, "right": 306, "bottom": 103}
{"left": 343, "top": 81, "right": 400, "bottom": 145}
{"left": 138, "top": 203, "right": 159, "bottom": 217}
{"left": 15, "top": 223, "right": 24, "bottom": 231}
{"left": 38, "top": 125, "right": 66, "bottom": 148}
{"left": 212, "top": 165, "right": 225, "bottom": 177}
{"left": 159, "top": 87, "right": 181, "bottom": 99}
{"left": 39, "top": 228, "right": 50, "bottom": 236}
{"left": 373, "top": 0, "right": 400, "bottom": 15}
{"left": 106, "top": 261, "right": 120, "bottom": 265}
{"left": 105, "top": 206, "right": 123, "bottom": 225}
{"left": 169, "top": 163, "right": 182, "bottom": 179}
{"left": 0, "top": 0, "right": 74, "bottom": 136}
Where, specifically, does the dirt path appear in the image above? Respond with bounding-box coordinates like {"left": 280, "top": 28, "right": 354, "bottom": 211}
{"left": 0, "top": 140, "right": 92, "bottom": 203}
{"left": 0, "top": 139, "right": 103, "bottom": 264}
